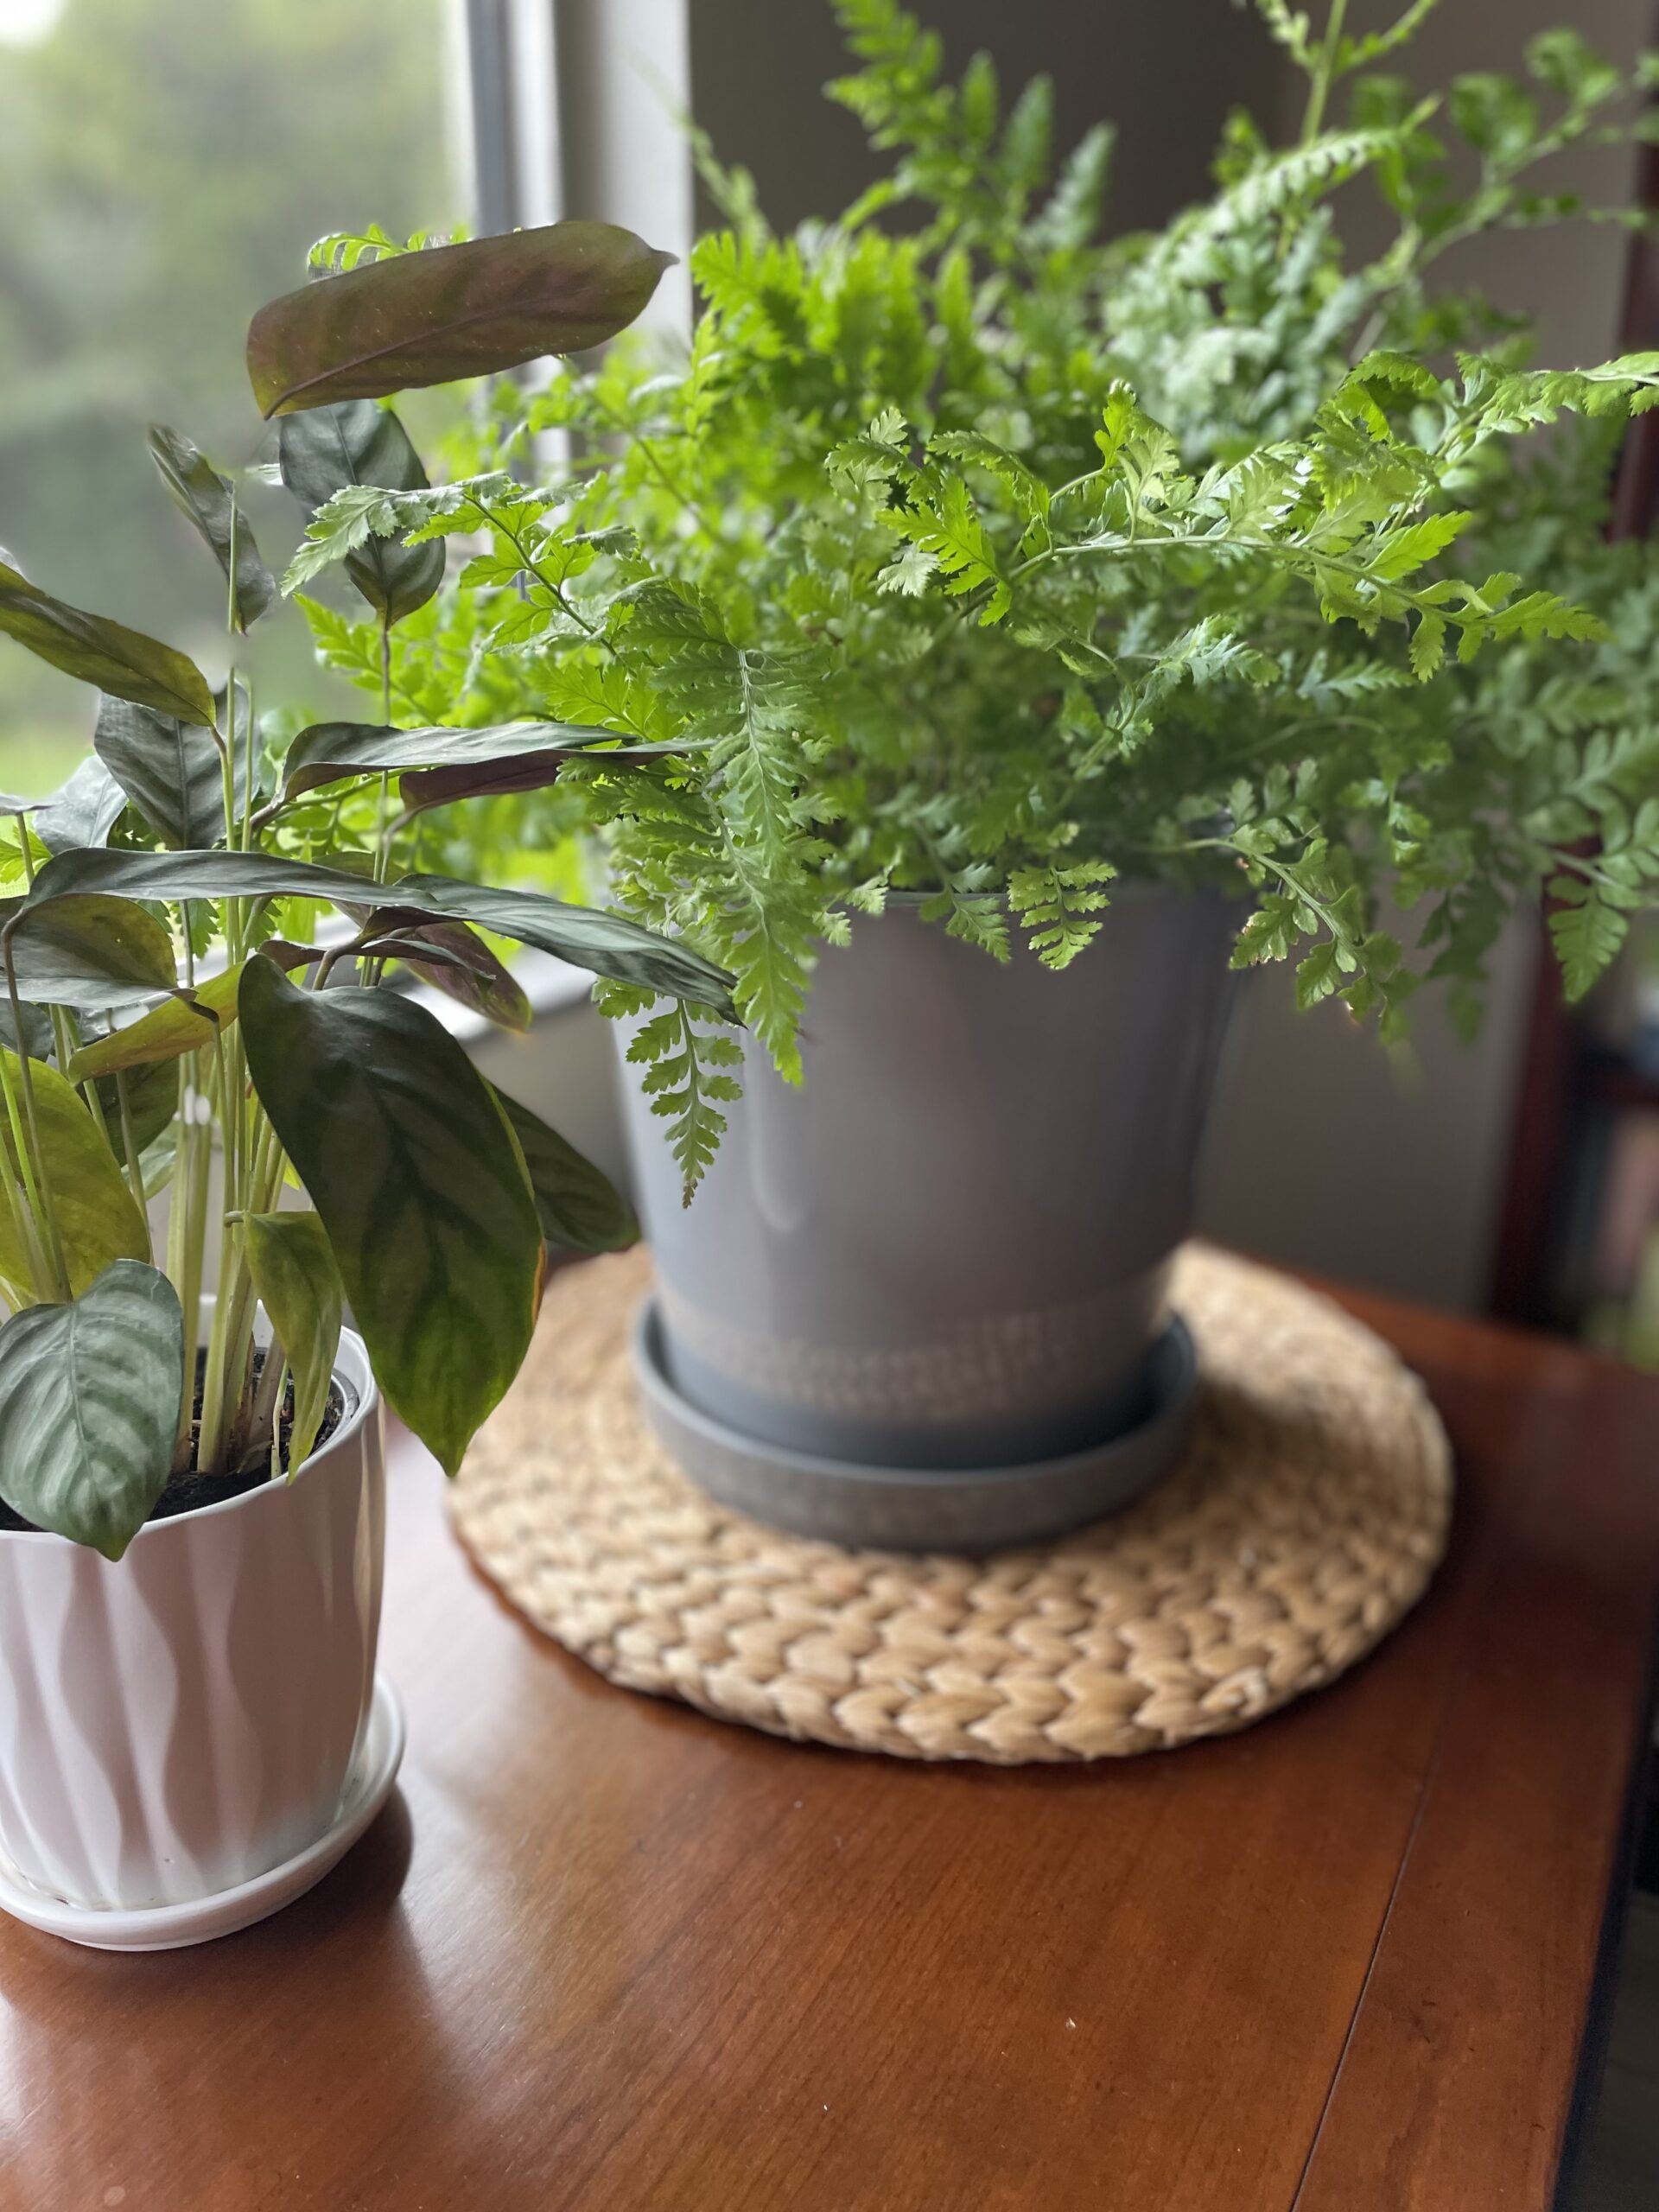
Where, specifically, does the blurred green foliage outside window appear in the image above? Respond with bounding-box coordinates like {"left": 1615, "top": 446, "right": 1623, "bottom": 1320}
{"left": 0, "top": 0, "right": 458, "bottom": 790}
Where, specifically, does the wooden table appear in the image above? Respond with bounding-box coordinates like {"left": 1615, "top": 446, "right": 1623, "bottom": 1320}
{"left": 3, "top": 1281, "right": 1657, "bottom": 2211}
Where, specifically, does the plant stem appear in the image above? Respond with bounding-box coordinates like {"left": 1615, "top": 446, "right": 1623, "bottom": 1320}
{"left": 0, "top": 837, "right": 66, "bottom": 1297}
{"left": 49, "top": 1007, "right": 97, "bottom": 1118}
{"left": 268, "top": 1362, "right": 289, "bottom": 1483}
{"left": 196, "top": 1217, "right": 240, "bottom": 1471}
{"left": 244, "top": 1339, "right": 287, "bottom": 1476}
{"left": 1301, "top": 0, "right": 1350, "bottom": 143}
{"left": 0, "top": 944, "right": 68, "bottom": 1300}
{"left": 169, "top": 1054, "right": 211, "bottom": 1468}
{"left": 241, "top": 669, "right": 257, "bottom": 852}
{"left": 374, "top": 612, "right": 394, "bottom": 882}
{"left": 111, "top": 1063, "right": 152, "bottom": 1262}
{"left": 189, "top": 498, "right": 257, "bottom": 1468}
{"left": 197, "top": 1044, "right": 278, "bottom": 1474}
{"left": 211, "top": 1106, "right": 287, "bottom": 1473}
{"left": 0, "top": 1096, "right": 48, "bottom": 1306}
{"left": 362, "top": 612, "right": 397, "bottom": 988}
{"left": 210, "top": 1023, "right": 238, "bottom": 1227}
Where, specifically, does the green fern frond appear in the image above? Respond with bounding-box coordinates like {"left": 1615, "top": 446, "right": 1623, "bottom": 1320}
{"left": 881, "top": 475, "right": 1008, "bottom": 619}
{"left": 1548, "top": 880, "right": 1630, "bottom": 1000}
{"left": 305, "top": 224, "right": 460, "bottom": 276}
{"left": 1008, "top": 862, "right": 1116, "bottom": 968}
{"left": 606, "top": 992, "right": 744, "bottom": 1204}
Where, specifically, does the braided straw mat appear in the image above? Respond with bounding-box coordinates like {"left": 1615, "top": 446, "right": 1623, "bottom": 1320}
{"left": 448, "top": 1244, "right": 1452, "bottom": 1764}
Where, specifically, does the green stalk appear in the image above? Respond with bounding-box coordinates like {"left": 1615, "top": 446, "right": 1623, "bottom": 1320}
{"left": 200, "top": 1092, "right": 288, "bottom": 1475}
{"left": 256, "top": 1355, "right": 289, "bottom": 1480}
{"left": 3, "top": 840, "right": 69, "bottom": 1297}
{"left": 373, "top": 612, "right": 393, "bottom": 882}
{"left": 79, "top": 1065, "right": 113, "bottom": 1147}
{"left": 169, "top": 1052, "right": 212, "bottom": 1467}
{"left": 48, "top": 1005, "right": 107, "bottom": 1136}
{"left": 110, "top": 1063, "right": 152, "bottom": 1262}
{"left": 1301, "top": 0, "right": 1350, "bottom": 143}
{"left": 163, "top": 1057, "right": 189, "bottom": 1304}
{"left": 219, "top": 1106, "right": 289, "bottom": 1467}
{"left": 219, "top": 697, "right": 241, "bottom": 964}
{"left": 241, "top": 669, "right": 257, "bottom": 852}
{"left": 361, "top": 611, "right": 397, "bottom": 988}
{"left": 0, "top": 1110, "right": 48, "bottom": 1306}
{"left": 191, "top": 503, "right": 254, "bottom": 1467}
{"left": 195, "top": 1021, "right": 255, "bottom": 1472}
{"left": 209, "top": 1023, "right": 239, "bottom": 1230}
{"left": 0, "top": 944, "right": 67, "bottom": 1300}
{"left": 178, "top": 1116, "right": 211, "bottom": 1459}
{"left": 238, "top": 1300, "right": 286, "bottom": 1472}
{"left": 196, "top": 1217, "right": 242, "bottom": 1472}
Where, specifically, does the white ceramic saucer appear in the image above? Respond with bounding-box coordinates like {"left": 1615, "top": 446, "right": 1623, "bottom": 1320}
{"left": 0, "top": 1674, "right": 405, "bottom": 1953}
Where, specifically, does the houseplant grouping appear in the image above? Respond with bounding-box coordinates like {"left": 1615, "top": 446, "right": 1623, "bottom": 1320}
{"left": 8, "top": 0, "right": 1659, "bottom": 1923}
{"left": 287, "top": 0, "right": 1659, "bottom": 1532}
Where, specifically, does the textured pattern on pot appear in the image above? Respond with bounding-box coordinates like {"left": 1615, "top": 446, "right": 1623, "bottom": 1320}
{"left": 0, "top": 1322, "right": 385, "bottom": 1913}
{"left": 617, "top": 888, "right": 1238, "bottom": 1471}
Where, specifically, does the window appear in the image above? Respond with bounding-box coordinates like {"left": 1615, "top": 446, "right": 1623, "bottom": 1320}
{"left": 0, "top": 0, "right": 462, "bottom": 791}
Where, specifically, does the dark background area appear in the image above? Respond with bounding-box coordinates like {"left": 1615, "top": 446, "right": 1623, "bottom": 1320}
{"left": 685, "top": 0, "right": 1283, "bottom": 238}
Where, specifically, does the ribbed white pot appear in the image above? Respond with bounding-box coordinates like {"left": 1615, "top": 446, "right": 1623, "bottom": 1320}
{"left": 0, "top": 1317, "right": 385, "bottom": 1912}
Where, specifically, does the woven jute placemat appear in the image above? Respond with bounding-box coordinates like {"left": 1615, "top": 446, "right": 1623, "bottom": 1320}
{"left": 449, "top": 1245, "right": 1452, "bottom": 1764}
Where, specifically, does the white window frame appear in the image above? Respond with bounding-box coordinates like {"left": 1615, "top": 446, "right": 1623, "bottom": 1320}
{"left": 456, "top": 0, "right": 692, "bottom": 335}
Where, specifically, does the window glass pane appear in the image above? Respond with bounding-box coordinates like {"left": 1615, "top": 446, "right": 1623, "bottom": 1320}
{"left": 0, "top": 0, "right": 460, "bottom": 791}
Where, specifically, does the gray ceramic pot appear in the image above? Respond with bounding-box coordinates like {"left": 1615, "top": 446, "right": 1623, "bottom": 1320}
{"left": 616, "top": 887, "right": 1238, "bottom": 1541}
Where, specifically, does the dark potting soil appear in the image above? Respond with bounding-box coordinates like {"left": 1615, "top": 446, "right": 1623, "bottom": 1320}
{"left": 0, "top": 1350, "right": 346, "bottom": 1536}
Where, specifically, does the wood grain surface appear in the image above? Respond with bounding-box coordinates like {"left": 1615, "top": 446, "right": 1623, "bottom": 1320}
{"left": 1, "top": 1280, "right": 1654, "bottom": 2212}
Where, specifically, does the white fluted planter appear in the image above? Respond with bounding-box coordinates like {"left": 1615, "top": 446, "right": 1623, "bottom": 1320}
{"left": 0, "top": 1319, "right": 385, "bottom": 1914}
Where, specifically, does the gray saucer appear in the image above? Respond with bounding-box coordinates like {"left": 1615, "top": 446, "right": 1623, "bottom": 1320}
{"left": 630, "top": 1300, "right": 1198, "bottom": 1554}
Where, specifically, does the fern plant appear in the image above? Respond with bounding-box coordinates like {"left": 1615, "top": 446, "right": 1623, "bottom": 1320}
{"left": 288, "top": 0, "right": 1659, "bottom": 1187}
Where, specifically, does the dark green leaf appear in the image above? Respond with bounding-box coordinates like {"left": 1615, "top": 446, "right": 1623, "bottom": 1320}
{"left": 0, "top": 562, "right": 214, "bottom": 724}
{"left": 93, "top": 697, "right": 229, "bottom": 850}
{"left": 1, "top": 893, "right": 177, "bottom": 1015}
{"left": 95, "top": 1057, "right": 180, "bottom": 1160}
{"left": 401, "top": 875, "right": 736, "bottom": 1013}
{"left": 241, "top": 1211, "right": 343, "bottom": 1468}
{"left": 0, "top": 1046, "right": 150, "bottom": 1296}
{"left": 146, "top": 424, "right": 276, "bottom": 634}
{"left": 139, "top": 1128, "right": 178, "bottom": 1201}
{"left": 276, "top": 401, "right": 443, "bottom": 625}
{"left": 22, "top": 849, "right": 737, "bottom": 1014}
{"left": 282, "top": 717, "right": 686, "bottom": 808}
{"left": 490, "top": 1084, "right": 638, "bottom": 1253}
{"left": 22, "top": 847, "right": 379, "bottom": 910}
{"left": 31, "top": 754, "right": 129, "bottom": 856}
{"left": 67, "top": 963, "right": 241, "bottom": 1078}
{"left": 398, "top": 756, "right": 590, "bottom": 812}
{"left": 0, "top": 1261, "right": 184, "bottom": 1559}
{"left": 0, "top": 1001, "right": 54, "bottom": 1061}
{"left": 367, "top": 918, "right": 531, "bottom": 1032}
{"left": 238, "top": 959, "right": 543, "bottom": 1475}
{"left": 247, "top": 221, "right": 677, "bottom": 416}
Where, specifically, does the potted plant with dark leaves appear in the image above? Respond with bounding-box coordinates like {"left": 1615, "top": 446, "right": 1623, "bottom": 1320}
{"left": 283, "top": 2, "right": 1659, "bottom": 1551}
{"left": 0, "top": 220, "right": 731, "bottom": 1945}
